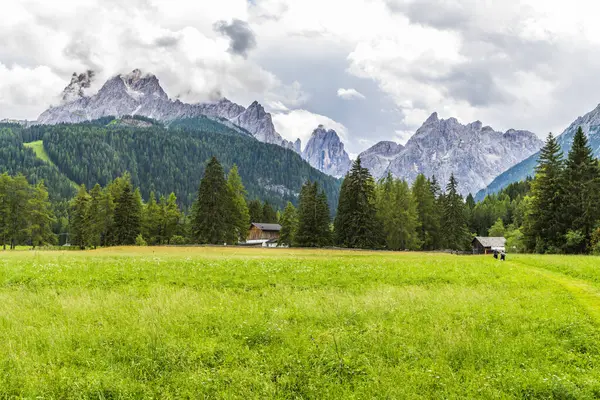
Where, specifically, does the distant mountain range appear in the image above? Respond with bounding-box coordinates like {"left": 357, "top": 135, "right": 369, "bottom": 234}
{"left": 359, "top": 113, "right": 543, "bottom": 195}
{"left": 477, "top": 103, "right": 600, "bottom": 200}
{"left": 35, "top": 69, "right": 550, "bottom": 195}
{"left": 38, "top": 69, "right": 298, "bottom": 150}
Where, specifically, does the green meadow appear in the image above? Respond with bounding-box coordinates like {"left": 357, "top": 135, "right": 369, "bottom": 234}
{"left": 2, "top": 248, "right": 600, "bottom": 398}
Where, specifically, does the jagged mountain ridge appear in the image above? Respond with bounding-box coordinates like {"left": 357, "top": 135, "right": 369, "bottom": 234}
{"left": 37, "top": 69, "right": 298, "bottom": 151}
{"left": 301, "top": 125, "right": 351, "bottom": 178}
{"left": 357, "top": 113, "right": 542, "bottom": 195}
{"left": 359, "top": 141, "right": 404, "bottom": 179}
{"left": 477, "top": 103, "right": 600, "bottom": 200}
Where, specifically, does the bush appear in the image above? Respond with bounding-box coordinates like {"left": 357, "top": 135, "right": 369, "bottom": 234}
{"left": 135, "top": 234, "right": 148, "bottom": 246}
{"left": 169, "top": 235, "right": 188, "bottom": 245}
{"left": 506, "top": 228, "right": 526, "bottom": 253}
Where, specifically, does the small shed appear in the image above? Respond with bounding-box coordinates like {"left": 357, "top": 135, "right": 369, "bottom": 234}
{"left": 245, "top": 223, "right": 282, "bottom": 247}
{"left": 472, "top": 237, "right": 506, "bottom": 254}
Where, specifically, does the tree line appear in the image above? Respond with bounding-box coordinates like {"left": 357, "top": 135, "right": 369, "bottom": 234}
{"left": 6, "top": 125, "right": 600, "bottom": 253}
{"left": 0, "top": 173, "right": 55, "bottom": 249}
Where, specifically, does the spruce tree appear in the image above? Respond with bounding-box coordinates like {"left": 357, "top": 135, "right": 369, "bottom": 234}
{"left": 227, "top": 165, "right": 251, "bottom": 242}
{"left": 377, "top": 174, "right": 420, "bottom": 250}
{"left": 87, "top": 184, "right": 104, "bottom": 248}
{"left": 248, "top": 199, "right": 264, "bottom": 223}
{"left": 113, "top": 178, "right": 142, "bottom": 245}
{"left": 334, "top": 158, "right": 379, "bottom": 248}
{"left": 162, "top": 193, "right": 181, "bottom": 244}
{"left": 143, "top": 191, "right": 162, "bottom": 245}
{"left": 296, "top": 182, "right": 331, "bottom": 247}
{"left": 315, "top": 189, "right": 332, "bottom": 246}
{"left": 562, "top": 127, "right": 600, "bottom": 252}
{"left": 525, "top": 133, "right": 565, "bottom": 252}
{"left": 70, "top": 184, "right": 91, "bottom": 249}
{"left": 262, "top": 202, "right": 278, "bottom": 223}
{"left": 279, "top": 202, "right": 298, "bottom": 247}
{"left": 295, "top": 182, "right": 317, "bottom": 247}
{"left": 191, "top": 157, "right": 235, "bottom": 244}
{"left": 99, "top": 187, "right": 115, "bottom": 247}
{"left": 441, "top": 174, "right": 470, "bottom": 250}
{"left": 6, "top": 174, "right": 31, "bottom": 249}
{"left": 0, "top": 173, "right": 10, "bottom": 249}
{"left": 28, "top": 183, "right": 56, "bottom": 249}
{"left": 412, "top": 174, "right": 441, "bottom": 250}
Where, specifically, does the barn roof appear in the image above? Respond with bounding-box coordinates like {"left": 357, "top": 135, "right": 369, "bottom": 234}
{"left": 251, "top": 223, "right": 282, "bottom": 232}
{"left": 473, "top": 237, "right": 506, "bottom": 247}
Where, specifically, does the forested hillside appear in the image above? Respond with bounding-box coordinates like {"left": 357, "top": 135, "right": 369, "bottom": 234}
{"left": 0, "top": 117, "right": 340, "bottom": 210}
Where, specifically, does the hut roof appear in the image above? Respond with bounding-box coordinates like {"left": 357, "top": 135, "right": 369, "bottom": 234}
{"left": 251, "top": 223, "right": 282, "bottom": 232}
{"left": 473, "top": 237, "right": 506, "bottom": 248}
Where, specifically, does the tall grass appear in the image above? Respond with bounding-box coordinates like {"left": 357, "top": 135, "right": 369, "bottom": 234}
{"left": 1, "top": 248, "right": 599, "bottom": 398}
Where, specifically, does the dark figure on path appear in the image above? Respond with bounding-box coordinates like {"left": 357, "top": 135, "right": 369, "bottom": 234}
{"left": 493, "top": 249, "right": 498, "bottom": 259}
{"left": 500, "top": 251, "right": 506, "bottom": 261}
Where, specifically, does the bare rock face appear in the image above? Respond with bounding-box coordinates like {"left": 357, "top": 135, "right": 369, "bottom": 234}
{"left": 37, "top": 69, "right": 296, "bottom": 151}
{"left": 61, "top": 70, "right": 95, "bottom": 103}
{"left": 385, "top": 112, "right": 543, "bottom": 195}
{"left": 358, "top": 141, "right": 404, "bottom": 179}
{"left": 232, "top": 101, "right": 295, "bottom": 149}
{"left": 301, "top": 125, "right": 352, "bottom": 178}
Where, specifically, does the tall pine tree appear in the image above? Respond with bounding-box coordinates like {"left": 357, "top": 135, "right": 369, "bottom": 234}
{"left": 262, "top": 202, "right": 278, "bottom": 223}
{"left": 87, "top": 184, "right": 105, "bottom": 248}
{"left": 113, "top": 178, "right": 142, "bottom": 245}
{"left": 279, "top": 202, "right": 298, "bottom": 247}
{"left": 191, "top": 157, "right": 235, "bottom": 244}
{"left": 28, "top": 182, "right": 56, "bottom": 249}
{"left": 412, "top": 174, "right": 441, "bottom": 250}
{"left": 376, "top": 174, "right": 420, "bottom": 250}
{"left": 70, "top": 184, "right": 90, "bottom": 249}
{"left": 562, "top": 127, "right": 600, "bottom": 252}
{"left": 296, "top": 181, "right": 331, "bottom": 247}
{"left": 525, "top": 133, "right": 565, "bottom": 252}
{"left": 334, "top": 158, "right": 379, "bottom": 248}
{"left": 441, "top": 174, "right": 470, "bottom": 250}
{"left": 248, "top": 199, "right": 264, "bottom": 223}
{"left": 227, "top": 165, "right": 251, "bottom": 243}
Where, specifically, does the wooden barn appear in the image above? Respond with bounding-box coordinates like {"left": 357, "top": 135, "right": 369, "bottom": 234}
{"left": 472, "top": 237, "right": 506, "bottom": 254}
{"left": 245, "top": 223, "right": 282, "bottom": 247}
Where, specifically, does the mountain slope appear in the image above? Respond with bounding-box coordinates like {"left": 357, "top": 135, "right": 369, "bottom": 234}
{"left": 385, "top": 113, "right": 543, "bottom": 195}
{"left": 477, "top": 103, "right": 600, "bottom": 200}
{"left": 14, "top": 117, "right": 340, "bottom": 210}
{"left": 37, "top": 69, "right": 297, "bottom": 151}
{"left": 301, "top": 125, "right": 352, "bottom": 178}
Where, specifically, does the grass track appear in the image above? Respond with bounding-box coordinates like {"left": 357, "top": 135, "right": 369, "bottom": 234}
{"left": 2, "top": 248, "right": 600, "bottom": 398}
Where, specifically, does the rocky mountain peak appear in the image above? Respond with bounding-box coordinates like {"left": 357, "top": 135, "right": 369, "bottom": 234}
{"left": 61, "top": 70, "right": 95, "bottom": 103}
{"left": 424, "top": 112, "right": 439, "bottom": 124}
{"left": 301, "top": 126, "right": 351, "bottom": 178}
{"left": 37, "top": 69, "right": 299, "bottom": 154}
{"left": 386, "top": 114, "right": 543, "bottom": 195}
{"left": 358, "top": 140, "right": 405, "bottom": 179}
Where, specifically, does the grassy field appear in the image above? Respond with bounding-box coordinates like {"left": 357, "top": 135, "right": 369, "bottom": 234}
{"left": 23, "top": 140, "right": 53, "bottom": 164}
{"left": 2, "top": 248, "right": 600, "bottom": 398}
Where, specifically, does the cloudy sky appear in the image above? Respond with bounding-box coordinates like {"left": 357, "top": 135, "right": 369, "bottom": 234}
{"left": 3, "top": 0, "right": 600, "bottom": 154}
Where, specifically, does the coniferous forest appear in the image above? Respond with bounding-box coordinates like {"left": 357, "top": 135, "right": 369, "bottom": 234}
{"left": 2, "top": 116, "right": 600, "bottom": 253}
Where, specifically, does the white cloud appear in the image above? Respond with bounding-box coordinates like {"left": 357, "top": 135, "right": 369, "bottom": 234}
{"left": 272, "top": 109, "right": 349, "bottom": 150}
{"left": 337, "top": 88, "right": 365, "bottom": 100}
{"left": 4, "top": 0, "right": 600, "bottom": 154}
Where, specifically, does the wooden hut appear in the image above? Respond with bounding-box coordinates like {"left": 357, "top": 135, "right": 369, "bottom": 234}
{"left": 245, "top": 223, "right": 282, "bottom": 247}
{"left": 472, "top": 237, "right": 506, "bottom": 254}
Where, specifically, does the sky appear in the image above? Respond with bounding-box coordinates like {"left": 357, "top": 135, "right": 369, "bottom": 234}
{"left": 3, "top": 0, "right": 600, "bottom": 155}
